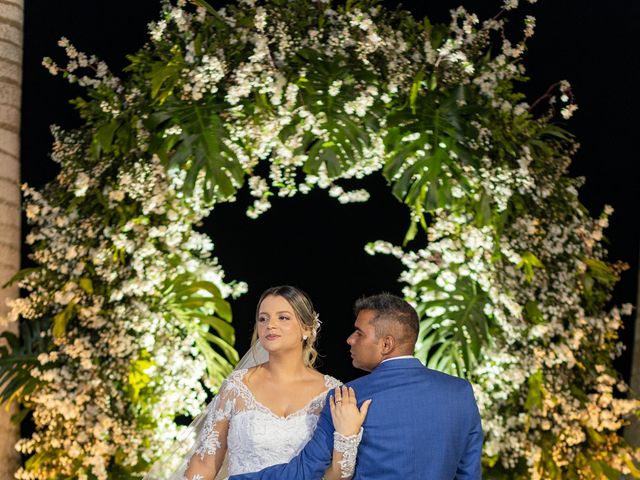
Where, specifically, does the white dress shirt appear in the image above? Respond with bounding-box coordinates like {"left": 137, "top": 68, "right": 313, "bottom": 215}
{"left": 380, "top": 355, "right": 414, "bottom": 364}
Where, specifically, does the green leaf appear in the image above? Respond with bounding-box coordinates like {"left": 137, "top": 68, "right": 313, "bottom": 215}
{"left": 483, "top": 454, "right": 500, "bottom": 468}
{"left": 191, "top": 0, "right": 217, "bottom": 16}
{"left": 195, "top": 336, "right": 235, "bottom": 387}
{"left": 161, "top": 273, "right": 238, "bottom": 384}
{"left": 93, "top": 119, "right": 120, "bottom": 157}
{"left": 52, "top": 303, "right": 76, "bottom": 338}
{"left": 414, "top": 277, "right": 493, "bottom": 376}
{"left": 0, "top": 318, "right": 51, "bottom": 407}
{"left": 25, "top": 450, "right": 60, "bottom": 471}
{"left": 524, "top": 301, "right": 543, "bottom": 324}
{"left": 588, "top": 458, "right": 604, "bottom": 476}
{"left": 196, "top": 314, "right": 235, "bottom": 344}
{"left": 601, "top": 460, "right": 624, "bottom": 479}
{"left": 289, "top": 48, "right": 376, "bottom": 179}
{"left": 475, "top": 191, "right": 492, "bottom": 227}
{"left": 203, "top": 332, "right": 240, "bottom": 364}
{"left": 211, "top": 296, "right": 232, "bottom": 322}
{"left": 624, "top": 455, "right": 640, "bottom": 478}
{"left": 524, "top": 370, "right": 543, "bottom": 412}
{"left": 10, "top": 407, "right": 31, "bottom": 424}
{"left": 516, "top": 251, "right": 543, "bottom": 282}
{"left": 320, "top": 144, "right": 341, "bottom": 177}
{"left": 128, "top": 354, "right": 154, "bottom": 402}
{"left": 151, "top": 100, "right": 244, "bottom": 201}
{"left": 410, "top": 70, "right": 425, "bottom": 115}
{"left": 569, "top": 383, "right": 589, "bottom": 403}
{"left": 2, "top": 267, "right": 41, "bottom": 289}
{"left": 150, "top": 60, "right": 182, "bottom": 103}
{"left": 172, "top": 280, "right": 231, "bottom": 321}
{"left": 586, "top": 426, "right": 605, "bottom": 446}
{"left": 403, "top": 219, "right": 419, "bottom": 246}
{"left": 584, "top": 258, "right": 616, "bottom": 286}
{"left": 384, "top": 115, "right": 462, "bottom": 214}
{"left": 79, "top": 278, "right": 94, "bottom": 295}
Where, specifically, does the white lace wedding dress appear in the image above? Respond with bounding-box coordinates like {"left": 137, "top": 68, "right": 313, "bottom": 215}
{"left": 182, "top": 368, "right": 342, "bottom": 480}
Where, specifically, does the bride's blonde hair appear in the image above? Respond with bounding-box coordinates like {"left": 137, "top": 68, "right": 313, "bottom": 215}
{"left": 251, "top": 285, "right": 320, "bottom": 368}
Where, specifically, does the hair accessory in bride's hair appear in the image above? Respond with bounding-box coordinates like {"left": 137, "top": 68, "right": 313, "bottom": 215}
{"left": 311, "top": 312, "right": 322, "bottom": 338}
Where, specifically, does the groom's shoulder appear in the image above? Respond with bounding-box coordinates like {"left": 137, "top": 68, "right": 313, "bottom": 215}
{"left": 344, "top": 372, "right": 373, "bottom": 389}
{"left": 424, "top": 367, "right": 473, "bottom": 392}
{"left": 344, "top": 366, "right": 476, "bottom": 409}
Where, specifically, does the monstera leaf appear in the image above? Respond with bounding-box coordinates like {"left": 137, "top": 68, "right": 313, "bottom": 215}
{"left": 147, "top": 99, "right": 245, "bottom": 202}
{"left": 161, "top": 273, "right": 238, "bottom": 387}
{"left": 384, "top": 83, "right": 479, "bottom": 214}
{"left": 284, "top": 48, "right": 382, "bottom": 178}
{"left": 0, "top": 318, "right": 51, "bottom": 413}
{"left": 414, "top": 276, "right": 493, "bottom": 377}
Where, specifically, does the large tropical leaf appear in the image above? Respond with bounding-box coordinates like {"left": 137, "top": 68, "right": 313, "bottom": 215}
{"left": 161, "top": 273, "right": 238, "bottom": 387}
{"left": 0, "top": 318, "right": 51, "bottom": 410}
{"left": 384, "top": 83, "right": 480, "bottom": 214}
{"left": 414, "top": 276, "right": 493, "bottom": 377}
{"left": 147, "top": 99, "right": 245, "bottom": 202}
{"left": 286, "top": 48, "right": 382, "bottom": 178}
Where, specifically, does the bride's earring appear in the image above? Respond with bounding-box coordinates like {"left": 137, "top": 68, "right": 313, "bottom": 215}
{"left": 302, "top": 335, "right": 308, "bottom": 341}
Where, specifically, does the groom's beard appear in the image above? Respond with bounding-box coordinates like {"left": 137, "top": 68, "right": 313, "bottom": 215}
{"left": 349, "top": 350, "right": 380, "bottom": 372}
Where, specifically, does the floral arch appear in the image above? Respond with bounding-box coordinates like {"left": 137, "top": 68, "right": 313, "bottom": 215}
{"left": 1, "top": 0, "right": 638, "bottom": 479}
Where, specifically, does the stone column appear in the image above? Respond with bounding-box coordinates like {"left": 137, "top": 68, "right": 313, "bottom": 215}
{"left": 0, "top": 0, "right": 24, "bottom": 477}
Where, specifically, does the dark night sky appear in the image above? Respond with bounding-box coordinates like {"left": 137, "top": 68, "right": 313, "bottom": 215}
{"left": 20, "top": 1, "right": 640, "bottom": 382}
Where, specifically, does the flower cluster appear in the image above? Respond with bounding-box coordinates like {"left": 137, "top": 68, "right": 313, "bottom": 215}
{"left": 5, "top": 125, "right": 244, "bottom": 479}
{"left": 368, "top": 106, "right": 637, "bottom": 480}
{"left": 141, "top": 0, "right": 418, "bottom": 215}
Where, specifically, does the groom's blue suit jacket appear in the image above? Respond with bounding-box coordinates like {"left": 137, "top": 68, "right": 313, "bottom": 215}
{"left": 229, "top": 358, "right": 483, "bottom": 480}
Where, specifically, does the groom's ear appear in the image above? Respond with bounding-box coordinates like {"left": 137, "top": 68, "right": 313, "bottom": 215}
{"left": 381, "top": 335, "right": 395, "bottom": 355}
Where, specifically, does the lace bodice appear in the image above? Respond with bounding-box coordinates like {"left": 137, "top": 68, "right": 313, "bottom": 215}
{"left": 182, "top": 368, "right": 342, "bottom": 480}
{"left": 225, "top": 369, "right": 341, "bottom": 475}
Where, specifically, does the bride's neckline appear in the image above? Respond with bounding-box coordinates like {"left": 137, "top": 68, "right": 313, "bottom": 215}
{"left": 233, "top": 368, "right": 337, "bottom": 421}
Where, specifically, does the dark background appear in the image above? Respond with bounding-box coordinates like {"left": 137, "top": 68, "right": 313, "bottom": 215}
{"left": 21, "top": 1, "right": 639, "bottom": 383}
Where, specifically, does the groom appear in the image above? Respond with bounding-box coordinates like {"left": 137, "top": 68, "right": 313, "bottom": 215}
{"left": 230, "top": 293, "right": 483, "bottom": 479}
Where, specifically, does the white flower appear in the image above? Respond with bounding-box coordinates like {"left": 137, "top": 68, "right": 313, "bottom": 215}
{"left": 328, "top": 80, "right": 343, "bottom": 97}
{"left": 108, "top": 190, "right": 125, "bottom": 202}
{"left": 74, "top": 173, "right": 91, "bottom": 197}
{"left": 254, "top": 7, "right": 267, "bottom": 31}
{"left": 560, "top": 104, "right": 578, "bottom": 119}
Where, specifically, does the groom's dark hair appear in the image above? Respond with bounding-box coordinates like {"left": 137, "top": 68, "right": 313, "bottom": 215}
{"left": 354, "top": 293, "right": 419, "bottom": 347}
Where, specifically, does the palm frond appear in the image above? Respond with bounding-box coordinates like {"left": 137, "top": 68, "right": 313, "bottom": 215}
{"left": 0, "top": 318, "right": 52, "bottom": 409}
{"left": 414, "top": 277, "right": 493, "bottom": 377}
{"left": 162, "top": 273, "right": 238, "bottom": 387}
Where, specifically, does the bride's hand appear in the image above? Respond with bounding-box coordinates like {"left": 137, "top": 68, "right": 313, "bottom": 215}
{"left": 329, "top": 385, "right": 372, "bottom": 437}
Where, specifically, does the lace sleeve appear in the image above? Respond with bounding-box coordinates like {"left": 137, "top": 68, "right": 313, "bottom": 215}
{"left": 181, "top": 381, "right": 235, "bottom": 480}
{"left": 324, "top": 376, "right": 362, "bottom": 480}
{"left": 333, "top": 428, "right": 363, "bottom": 478}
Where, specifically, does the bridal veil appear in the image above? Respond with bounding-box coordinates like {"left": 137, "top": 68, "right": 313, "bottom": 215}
{"left": 143, "top": 342, "right": 269, "bottom": 480}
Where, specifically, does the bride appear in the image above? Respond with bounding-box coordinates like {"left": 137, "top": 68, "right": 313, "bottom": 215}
{"left": 150, "top": 285, "right": 370, "bottom": 480}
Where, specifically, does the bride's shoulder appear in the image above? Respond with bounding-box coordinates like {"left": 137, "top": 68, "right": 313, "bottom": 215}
{"left": 226, "top": 363, "right": 270, "bottom": 389}
{"left": 219, "top": 367, "right": 252, "bottom": 391}
{"left": 322, "top": 374, "right": 342, "bottom": 389}
{"left": 225, "top": 365, "right": 258, "bottom": 382}
{"left": 299, "top": 369, "right": 341, "bottom": 393}
{"left": 305, "top": 368, "right": 341, "bottom": 387}
{"left": 305, "top": 368, "right": 341, "bottom": 389}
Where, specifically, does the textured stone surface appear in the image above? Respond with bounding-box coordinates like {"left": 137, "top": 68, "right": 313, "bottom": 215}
{"left": 0, "top": 1, "right": 23, "bottom": 477}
